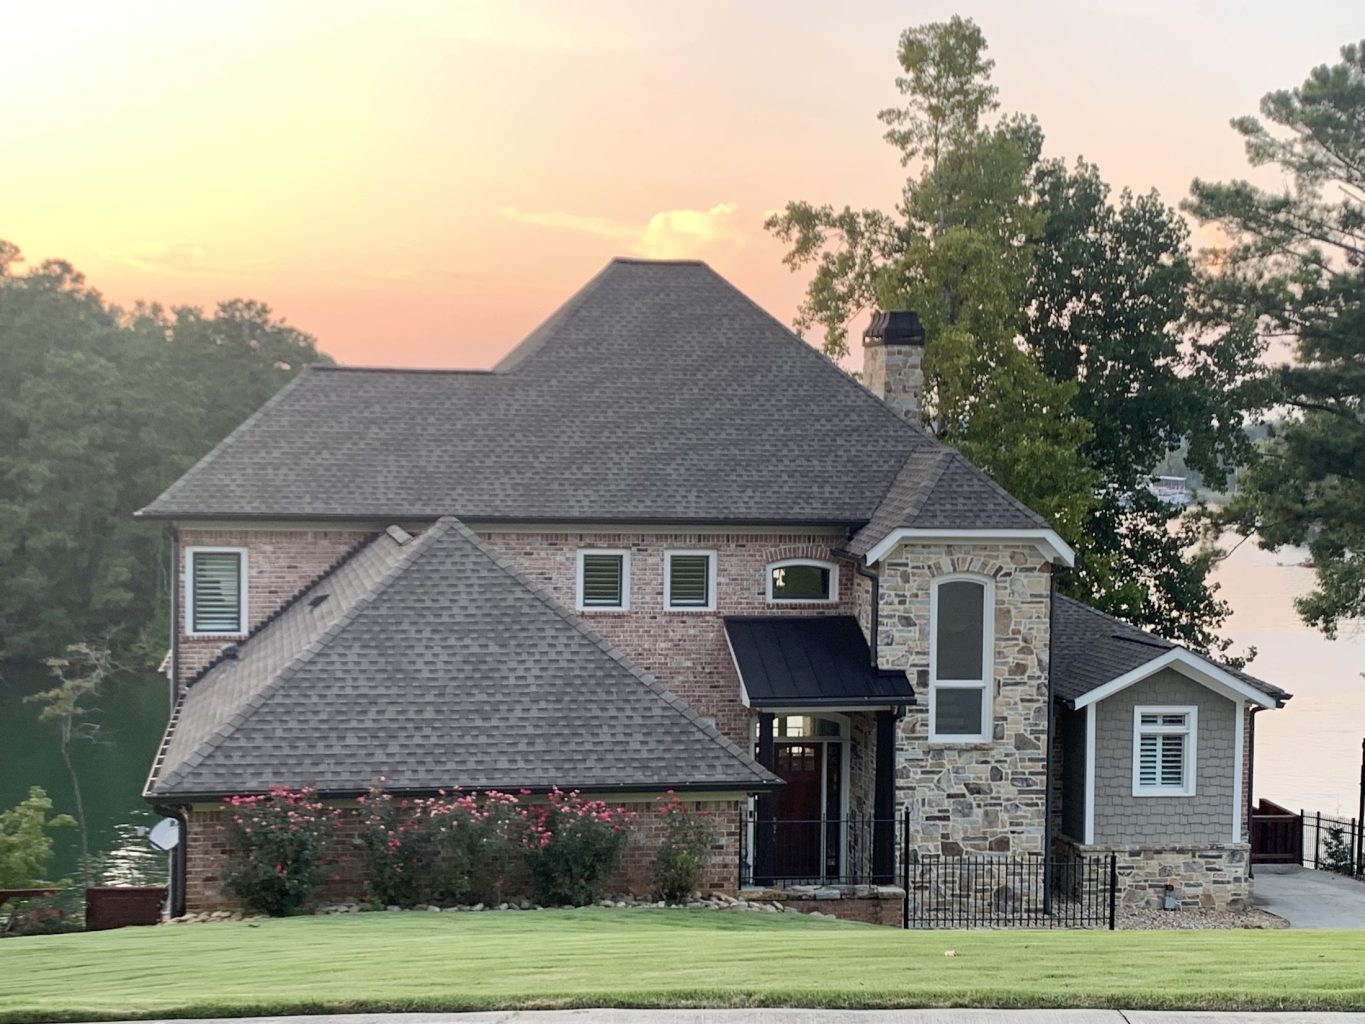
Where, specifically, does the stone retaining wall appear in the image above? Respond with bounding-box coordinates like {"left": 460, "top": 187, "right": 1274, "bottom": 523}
{"left": 1059, "top": 838, "right": 1251, "bottom": 911}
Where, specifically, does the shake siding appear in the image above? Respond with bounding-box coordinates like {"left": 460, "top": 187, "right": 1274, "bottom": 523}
{"left": 1091, "top": 669, "right": 1237, "bottom": 846}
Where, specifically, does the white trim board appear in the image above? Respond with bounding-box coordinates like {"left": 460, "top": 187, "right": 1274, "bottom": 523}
{"left": 862, "top": 528, "right": 1076, "bottom": 568}
{"left": 1232, "top": 702, "right": 1246, "bottom": 843}
{"left": 1070, "top": 648, "right": 1277, "bottom": 711}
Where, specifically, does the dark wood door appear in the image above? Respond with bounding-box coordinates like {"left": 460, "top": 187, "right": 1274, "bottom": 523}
{"left": 772, "top": 743, "right": 823, "bottom": 879}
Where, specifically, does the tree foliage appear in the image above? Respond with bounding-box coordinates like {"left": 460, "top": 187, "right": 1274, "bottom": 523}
{"left": 0, "top": 787, "right": 74, "bottom": 889}
{"left": 767, "top": 18, "right": 1273, "bottom": 652}
{"left": 0, "top": 243, "right": 327, "bottom": 661}
{"left": 1186, "top": 40, "right": 1365, "bottom": 636}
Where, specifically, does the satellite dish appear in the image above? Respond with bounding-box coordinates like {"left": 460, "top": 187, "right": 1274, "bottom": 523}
{"left": 147, "top": 817, "right": 180, "bottom": 852}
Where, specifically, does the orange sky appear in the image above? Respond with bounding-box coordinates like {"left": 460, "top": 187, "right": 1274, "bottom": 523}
{"left": 4, "top": 1, "right": 1359, "bottom": 368}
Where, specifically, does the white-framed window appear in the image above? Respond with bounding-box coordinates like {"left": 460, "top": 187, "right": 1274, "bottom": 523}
{"left": 1132, "top": 706, "right": 1197, "bottom": 797}
{"left": 765, "top": 559, "right": 839, "bottom": 604}
{"left": 185, "top": 546, "right": 248, "bottom": 637}
{"left": 928, "top": 575, "right": 993, "bottom": 742}
{"left": 576, "top": 549, "right": 630, "bottom": 611}
{"left": 664, "top": 550, "right": 716, "bottom": 611}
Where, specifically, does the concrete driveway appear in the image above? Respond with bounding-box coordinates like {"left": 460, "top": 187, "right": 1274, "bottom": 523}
{"left": 1254, "top": 863, "right": 1365, "bottom": 927}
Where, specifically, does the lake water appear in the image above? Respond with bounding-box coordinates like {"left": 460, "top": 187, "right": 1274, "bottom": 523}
{"left": 0, "top": 536, "right": 1359, "bottom": 879}
{"left": 0, "top": 665, "right": 169, "bottom": 885}
{"left": 1211, "top": 538, "right": 1365, "bottom": 818}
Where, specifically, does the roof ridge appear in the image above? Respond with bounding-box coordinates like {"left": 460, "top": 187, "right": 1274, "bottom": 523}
{"left": 925, "top": 450, "right": 1050, "bottom": 529}
{"left": 708, "top": 265, "right": 940, "bottom": 453}
{"left": 441, "top": 517, "right": 774, "bottom": 784}
{"left": 155, "top": 521, "right": 454, "bottom": 793}
{"left": 135, "top": 368, "right": 317, "bottom": 517}
{"left": 180, "top": 531, "right": 382, "bottom": 690}
{"left": 492, "top": 260, "right": 619, "bottom": 373}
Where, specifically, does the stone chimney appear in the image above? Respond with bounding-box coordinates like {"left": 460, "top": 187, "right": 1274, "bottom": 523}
{"left": 863, "top": 310, "right": 925, "bottom": 423}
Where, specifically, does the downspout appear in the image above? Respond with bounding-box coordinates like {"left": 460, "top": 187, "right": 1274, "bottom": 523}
{"left": 853, "top": 560, "right": 880, "bottom": 669}
{"left": 151, "top": 803, "right": 189, "bottom": 919}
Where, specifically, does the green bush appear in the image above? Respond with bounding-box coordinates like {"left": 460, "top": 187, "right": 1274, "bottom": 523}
{"left": 652, "top": 793, "right": 718, "bottom": 903}
{"left": 518, "top": 789, "right": 633, "bottom": 906}
{"left": 1320, "top": 824, "right": 1357, "bottom": 876}
{"left": 218, "top": 787, "right": 342, "bottom": 916}
{"left": 356, "top": 787, "right": 519, "bottom": 907}
{"left": 0, "top": 787, "right": 74, "bottom": 889}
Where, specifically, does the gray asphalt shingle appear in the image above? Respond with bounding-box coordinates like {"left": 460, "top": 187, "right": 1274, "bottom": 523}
{"left": 1051, "top": 593, "right": 1290, "bottom": 706}
{"left": 137, "top": 259, "right": 1041, "bottom": 534}
{"left": 147, "top": 517, "right": 775, "bottom": 798}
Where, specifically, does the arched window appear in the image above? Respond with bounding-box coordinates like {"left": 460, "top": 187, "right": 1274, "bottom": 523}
{"left": 929, "top": 575, "right": 994, "bottom": 742}
{"left": 766, "top": 559, "right": 839, "bottom": 603}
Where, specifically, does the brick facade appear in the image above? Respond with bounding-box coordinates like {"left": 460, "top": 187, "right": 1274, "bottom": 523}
{"left": 177, "top": 527, "right": 370, "bottom": 684}
{"left": 874, "top": 542, "right": 1052, "bottom": 857}
{"left": 477, "top": 529, "right": 855, "bottom": 748}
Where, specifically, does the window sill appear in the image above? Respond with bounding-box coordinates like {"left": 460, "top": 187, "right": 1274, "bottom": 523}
{"left": 1131, "top": 789, "right": 1196, "bottom": 798}
{"left": 665, "top": 606, "right": 717, "bottom": 614}
{"left": 577, "top": 607, "right": 631, "bottom": 614}
{"left": 927, "top": 739, "right": 993, "bottom": 748}
{"left": 185, "top": 632, "right": 247, "bottom": 639}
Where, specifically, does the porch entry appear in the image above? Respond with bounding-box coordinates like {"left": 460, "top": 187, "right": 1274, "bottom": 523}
{"left": 768, "top": 715, "right": 845, "bottom": 880}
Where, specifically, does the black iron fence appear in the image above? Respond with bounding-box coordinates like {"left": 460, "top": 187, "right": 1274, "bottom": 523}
{"left": 1302, "top": 810, "right": 1363, "bottom": 876}
{"left": 903, "top": 848, "right": 1117, "bottom": 929}
{"left": 739, "top": 813, "right": 897, "bottom": 887}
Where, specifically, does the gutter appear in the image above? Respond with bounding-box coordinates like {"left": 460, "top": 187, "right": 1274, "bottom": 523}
{"left": 144, "top": 779, "right": 783, "bottom": 805}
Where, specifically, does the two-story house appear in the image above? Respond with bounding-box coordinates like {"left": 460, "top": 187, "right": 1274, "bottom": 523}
{"left": 140, "top": 258, "right": 1289, "bottom": 921}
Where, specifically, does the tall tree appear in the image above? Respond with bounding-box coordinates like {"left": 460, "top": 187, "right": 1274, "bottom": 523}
{"left": 0, "top": 243, "right": 328, "bottom": 662}
{"left": 767, "top": 17, "right": 1270, "bottom": 653}
{"left": 1186, "top": 41, "right": 1365, "bottom": 636}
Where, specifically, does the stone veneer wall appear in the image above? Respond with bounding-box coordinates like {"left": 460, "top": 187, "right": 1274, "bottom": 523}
{"left": 183, "top": 797, "right": 743, "bottom": 914}
{"left": 1057, "top": 837, "right": 1251, "bottom": 911}
{"left": 875, "top": 542, "right": 1052, "bottom": 856}
{"left": 177, "top": 527, "right": 372, "bottom": 685}
{"left": 477, "top": 529, "right": 854, "bottom": 748}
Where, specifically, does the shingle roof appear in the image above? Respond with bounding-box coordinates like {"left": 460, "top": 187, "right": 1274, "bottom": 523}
{"left": 137, "top": 259, "right": 1038, "bottom": 534}
{"left": 146, "top": 517, "right": 776, "bottom": 799}
{"left": 844, "top": 449, "right": 1049, "bottom": 559}
{"left": 1050, "top": 593, "right": 1290, "bottom": 706}
{"left": 724, "top": 616, "right": 915, "bottom": 708}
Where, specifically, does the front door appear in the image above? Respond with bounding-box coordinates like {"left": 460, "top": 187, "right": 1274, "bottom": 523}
{"left": 772, "top": 743, "right": 823, "bottom": 879}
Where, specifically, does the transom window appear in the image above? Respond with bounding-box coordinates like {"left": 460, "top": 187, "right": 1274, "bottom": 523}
{"left": 766, "top": 559, "right": 838, "bottom": 603}
{"left": 1132, "top": 706, "right": 1197, "bottom": 796}
{"left": 577, "top": 549, "right": 630, "bottom": 610}
{"left": 928, "top": 576, "right": 993, "bottom": 742}
{"left": 186, "top": 547, "right": 248, "bottom": 636}
{"left": 665, "top": 550, "right": 716, "bottom": 610}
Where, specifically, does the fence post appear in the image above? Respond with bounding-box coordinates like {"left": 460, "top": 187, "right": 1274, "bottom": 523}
{"left": 1299, "top": 808, "right": 1305, "bottom": 867}
{"left": 1107, "top": 853, "right": 1117, "bottom": 931}
{"left": 901, "top": 804, "right": 910, "bottom": 930}
{"left": 1315, "top": 811, "right": 1322, "bottom": 870}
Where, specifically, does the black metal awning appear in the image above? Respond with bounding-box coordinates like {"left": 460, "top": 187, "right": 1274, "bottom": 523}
{"left": 723, "top": 615, "right": 915, "bottom": 710}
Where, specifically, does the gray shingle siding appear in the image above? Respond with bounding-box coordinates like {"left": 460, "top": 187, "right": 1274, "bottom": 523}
{"left": 1091, "top": 669, "right": 1237, "bottom": 847}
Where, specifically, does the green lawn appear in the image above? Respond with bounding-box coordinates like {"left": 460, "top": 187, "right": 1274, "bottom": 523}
{"left": 2, "top": 909, "right": 1362, "bottom": 1022}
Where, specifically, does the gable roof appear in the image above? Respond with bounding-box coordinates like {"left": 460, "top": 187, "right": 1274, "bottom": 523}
{"left": 136, "top": 259, "right": 1044, "bottom": 536}
{"left": 1050, "top": 593, "right": 1290, "bottom": 708}
{"left": 844, "top": 448, "right": 1069, "bottom": 563}
{"left": 146, "top": 516, "right": 776, "bottom": 799}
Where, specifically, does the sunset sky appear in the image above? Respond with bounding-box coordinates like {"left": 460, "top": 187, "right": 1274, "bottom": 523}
{"left": 4, "top": 1, "right": 1359, "bottom": 368}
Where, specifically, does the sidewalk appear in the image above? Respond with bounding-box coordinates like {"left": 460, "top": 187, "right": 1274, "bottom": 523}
{"left": 109, "top": 1010, "right": 1365, "bottom": 1023}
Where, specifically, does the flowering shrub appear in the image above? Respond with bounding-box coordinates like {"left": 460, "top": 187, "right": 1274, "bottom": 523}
{"left": 356, "top": 787, "right": 520, "bottom": 906}
{"left": 218, "top": 787, "right": 342, "bottom": 916}
{"left": 517, "top": 789, "right": 633, "bottom": 906}
{"left": 651, "top": 793, "right": 718, "bottom": 903}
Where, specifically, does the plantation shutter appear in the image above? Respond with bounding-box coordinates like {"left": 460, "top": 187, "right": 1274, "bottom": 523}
{"left": 1137, "top": 713, "right": 1188, "bottom": 789}
{"left": 192, "top": 551, "right": 243, "bottom": 633}
{"left": 581, "top": 553, "right": 624, "bottom": 607}
{"left": 668, "top": 554, "right": 710, "bottom": 607}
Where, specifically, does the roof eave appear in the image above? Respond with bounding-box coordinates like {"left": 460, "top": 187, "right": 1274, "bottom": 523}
{"left": 862, "top": 527, "right": 1076, "bottom": 567}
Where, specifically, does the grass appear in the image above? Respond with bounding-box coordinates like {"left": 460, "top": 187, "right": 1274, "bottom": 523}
{"left": 2, "top": 909, "right": 1363, "bottom": 1022}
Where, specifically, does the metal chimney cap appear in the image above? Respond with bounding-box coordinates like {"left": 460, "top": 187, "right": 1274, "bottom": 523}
{"left": 864, "top": 310, "right": 925, "bottom": 347}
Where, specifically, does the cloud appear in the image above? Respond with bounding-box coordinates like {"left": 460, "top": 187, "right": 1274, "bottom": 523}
{"left": 499, "top": 202, "right": 744, "bottom": 259}
{"left": 108, "top": 242, "right": 246, "bottom": 277}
